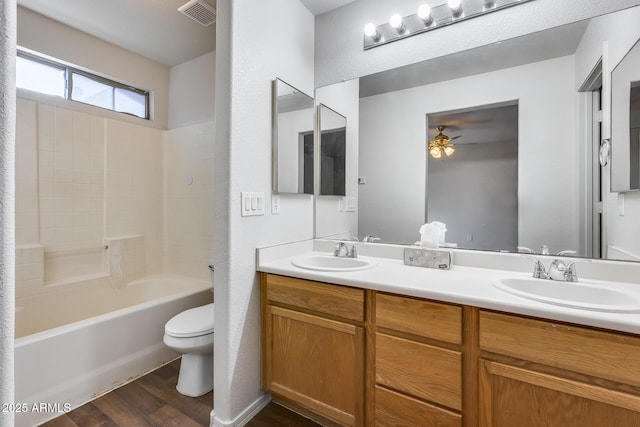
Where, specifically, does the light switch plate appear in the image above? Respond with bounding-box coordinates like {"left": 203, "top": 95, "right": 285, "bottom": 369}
{"left": 346, "top": 197, "right": 356, "bottom": 212}
{"left": 241, "top": 192, "right": 265, "bottom": 217}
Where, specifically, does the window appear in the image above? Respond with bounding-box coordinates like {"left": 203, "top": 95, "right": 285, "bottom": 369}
{"left": 16, "top": 50, "right": 150, "bottom": 120}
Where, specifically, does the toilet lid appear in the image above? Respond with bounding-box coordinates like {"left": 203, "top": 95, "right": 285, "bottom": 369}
{"left": 165, "top": 303, "right": 214, "bottom": 338}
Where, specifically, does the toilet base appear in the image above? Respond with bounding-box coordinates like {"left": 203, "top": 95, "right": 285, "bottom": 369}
{"left": 176, "top": 353, "right": 213, "bottom": 397}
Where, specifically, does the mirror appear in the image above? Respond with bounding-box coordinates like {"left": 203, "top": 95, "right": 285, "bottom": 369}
{"left": 272, "top": 78, "right": 314, "bottom": 194}
{"left": 315, "top": 5, "right": 640, "bottom": 261}
{"left": 318, "top": 104, "right": 347, "bottom": 196}
{"left": 611, "top": 38, "right": 640, "bottom": 192}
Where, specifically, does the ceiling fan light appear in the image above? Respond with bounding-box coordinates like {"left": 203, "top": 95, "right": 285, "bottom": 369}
{"left": 430, "top": 146, "right": 442, "bottom": 158}
{"left": 444, "top": 146, "right": 455, "bottom": 156}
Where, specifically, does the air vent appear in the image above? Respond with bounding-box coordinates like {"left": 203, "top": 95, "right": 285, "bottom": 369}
{"left": 178, "top": 0, "right": 216, "bottom": 27}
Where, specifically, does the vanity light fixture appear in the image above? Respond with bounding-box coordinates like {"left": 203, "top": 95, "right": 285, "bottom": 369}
{"left": 417, "top": 4, "right": 433, "bottom": 26}
{"left": 364, "top": 22, "right": 382, "bottom": 42}
{"left": 448, "top": 0, "right": 463, "bottom": 17}
{"left": 389, "top": 14, "right": 407, "bottom": 34}
{"left": 363, "top": 0, "right": 535, "bottom": 50}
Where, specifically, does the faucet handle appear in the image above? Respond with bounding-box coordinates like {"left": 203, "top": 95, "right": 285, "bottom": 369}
{"left": 523, "top": 255, "right": 547, "bottom": 279}
{"left": 562, "top": 259, "right": 592, "bottom": 282}
{"left": 348, "top": 244, "right": 358, "bottom": 258}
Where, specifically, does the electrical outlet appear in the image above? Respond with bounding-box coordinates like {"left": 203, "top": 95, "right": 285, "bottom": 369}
{"left": 271, "top": 195, "right": 280, "bottom": 214}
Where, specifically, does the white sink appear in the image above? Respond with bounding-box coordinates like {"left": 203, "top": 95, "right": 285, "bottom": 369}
{"left": 292, "top": 255, "right": 378, "bottom": 272}
{"left": 491, "top": 276, "right": 640, "bottom": 313}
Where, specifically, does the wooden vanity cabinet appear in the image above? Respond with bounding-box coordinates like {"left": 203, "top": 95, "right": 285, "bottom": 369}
{"left": 479, "top": 310, "right": 640, "bottom": 427}
{"left": 261, "top": 273, "right": 640, "bottom": 427}
{"left": 261, "top": 274, "right": 366, "bottom": 427}
{"left": 374, "top": 293, "right": 466, "bottom": 427}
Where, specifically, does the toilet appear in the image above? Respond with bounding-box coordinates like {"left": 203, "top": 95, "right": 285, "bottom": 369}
{"left": 163, "top": 302, "right": 214, "bottom": 397}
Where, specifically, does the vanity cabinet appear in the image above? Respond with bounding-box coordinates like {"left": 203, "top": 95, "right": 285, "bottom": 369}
{"left": 261, "top": 274, "right": 366, "bottom": 427}
{"left": 261, "top": 273, "right": 640, "bottom": 427}
{"left": 479, "top": 310, "right": 640, "bottom": 426}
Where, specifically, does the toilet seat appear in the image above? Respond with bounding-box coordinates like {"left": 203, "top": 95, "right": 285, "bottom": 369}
{"left": 165, "top": 303, "right": 214, "bottom": 338}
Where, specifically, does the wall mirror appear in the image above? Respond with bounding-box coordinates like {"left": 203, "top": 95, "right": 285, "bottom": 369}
{"left": 315, "top": 5, "right": 640, "bottom": 262}
{"left": 611, "top": 38, "right": 640, "bottom": 192}
{"left": 272, "top": 78, "right": 314, "bottom": 194}
{"left": 318, "top": 104, "right": 347, "bottom": 196}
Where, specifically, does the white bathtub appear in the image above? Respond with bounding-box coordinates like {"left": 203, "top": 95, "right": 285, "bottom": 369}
{"left": 14, "top": 274, "right": 213, "bottom": 427}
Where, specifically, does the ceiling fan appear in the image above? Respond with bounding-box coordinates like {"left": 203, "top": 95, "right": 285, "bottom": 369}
{"left": 428, "top": 126, "right": 461, "bottom": 158}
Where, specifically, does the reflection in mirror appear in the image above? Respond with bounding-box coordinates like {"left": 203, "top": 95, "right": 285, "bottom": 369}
{"left": 272, "top": 78, "right": 314, "bottom": 194}
{"left": 318, "top": 104, "right": 347, "bottom": 196}
{"left": 426, "top": 103, "right": 518, "bottom": 252}
{"left": 316, "top": 5, "right": 640, "bottom": 261}
{"left": 611, "top": 39, "right": 640, "bottom": 192}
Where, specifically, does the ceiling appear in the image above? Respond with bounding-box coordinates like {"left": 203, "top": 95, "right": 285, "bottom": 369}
{"left": 17, "top": 0, "right": 355, "bottom": 68}
{"left": 428, "top": 103, "right": 519, "bottom": 146}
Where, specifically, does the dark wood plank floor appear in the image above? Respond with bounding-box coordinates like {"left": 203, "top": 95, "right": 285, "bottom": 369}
{"left": 41, "top": 358, "right": 320, "bottom": 427}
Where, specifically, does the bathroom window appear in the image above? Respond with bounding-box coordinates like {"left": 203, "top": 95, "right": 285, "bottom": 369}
{"left": 16, "top": 50, "right": 150, "bottom": 120}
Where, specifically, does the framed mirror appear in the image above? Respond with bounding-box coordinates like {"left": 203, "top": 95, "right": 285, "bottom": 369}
{"left": 611, "top": 38, "right": 640, "bottom": 192}
{"left": 272, "top": 78, "right": 314, "bottom": 194}
{"left": 318, "top": 104, "right": 347, "bottom": 196}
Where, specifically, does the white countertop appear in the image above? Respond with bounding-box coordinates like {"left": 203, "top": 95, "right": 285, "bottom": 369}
{"left": 257, "top": 241, "right": 640, "bottom": 335}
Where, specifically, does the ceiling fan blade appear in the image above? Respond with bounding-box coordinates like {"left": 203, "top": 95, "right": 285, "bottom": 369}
{"left": 448, "top": 135, "right": 462, "bottom": 141}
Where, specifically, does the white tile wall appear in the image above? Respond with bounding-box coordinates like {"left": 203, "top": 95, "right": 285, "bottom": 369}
{"left": 15, "top": 100, "right": 214, "bottom": 293}
{"left": 164, "top": 122, "right": 215, "bottom": 281}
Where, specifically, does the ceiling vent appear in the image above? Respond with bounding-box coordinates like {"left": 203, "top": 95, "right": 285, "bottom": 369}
{"left": 178, "top": 0, "right": 217, "bottom": 27}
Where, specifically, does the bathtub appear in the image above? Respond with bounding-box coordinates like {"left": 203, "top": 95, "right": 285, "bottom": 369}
{"left": 14, "top": 274, "right": 213, "bottom": 427}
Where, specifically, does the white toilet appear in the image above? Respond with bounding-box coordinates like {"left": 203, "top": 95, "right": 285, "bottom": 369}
{"left": 163, "top": 302, "right": 214, "bottom": 397}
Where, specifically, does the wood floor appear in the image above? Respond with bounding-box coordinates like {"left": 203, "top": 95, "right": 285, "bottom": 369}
{"left": 41, "top": 359, "right": 320, "bottom": 427}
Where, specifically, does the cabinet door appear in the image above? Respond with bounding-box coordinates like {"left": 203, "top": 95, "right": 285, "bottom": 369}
{"left": 479, "top": 360, "right": 640, "bottom": 427}
{"left": 264, "top": 305, "right": 364, "bottom": 427}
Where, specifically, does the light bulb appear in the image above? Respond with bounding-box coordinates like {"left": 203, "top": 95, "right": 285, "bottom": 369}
{"left": 417, "top": 4, "right": 432, "bottom": 25}
{"left": 389, "top": 14, "right": 406, "bottom": 34}
{"left": 430, "top": 147, "right": 442, "bottom": 158}
{"left": 364, "top": 23, "right": 381, "bottom": 42}
{"left": 448, "top": 0, "right": 462, "bottom": 16}
{"left": 444, "top": 146, "right": 455, "bottom": 156}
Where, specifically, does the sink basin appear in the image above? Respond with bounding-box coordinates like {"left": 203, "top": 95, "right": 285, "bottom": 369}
{"left": 292, "top": 255, "right": 378, "bottom": 272}
{"left": 491, "top": 276, "right": 640, "bottom": 313}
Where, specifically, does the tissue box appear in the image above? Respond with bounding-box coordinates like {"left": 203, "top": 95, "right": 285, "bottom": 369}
{"left": 404, "top": 248, "right": 452, "bottom": 270}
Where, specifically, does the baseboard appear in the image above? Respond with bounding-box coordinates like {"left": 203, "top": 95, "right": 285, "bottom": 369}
{"left": 211, "top": 392, "right": 271, "bottom": 427}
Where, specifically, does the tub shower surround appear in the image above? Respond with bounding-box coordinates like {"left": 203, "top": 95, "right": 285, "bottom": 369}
{"left": 13, "top": 93, "right": 215, "bottom": 424}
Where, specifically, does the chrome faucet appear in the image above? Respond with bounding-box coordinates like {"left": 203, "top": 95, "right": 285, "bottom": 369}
{"left": 547, "top": 259, "right": 579, "bottom": 282}
{"left": 363, "top": 234, "right": 381, "bottom": 243}
{"left": 525, "top": 256, "right": 582, "bottom": 282}
{"left": 334, "top": 242, "right": 358, "bottom": 258}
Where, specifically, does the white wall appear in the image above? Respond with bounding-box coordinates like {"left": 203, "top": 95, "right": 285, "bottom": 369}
{"left": 574, "top": 6, "right": 640, "bottom": 259}
{"left": 314, "top": 0, "right": 640, "bottom": 88}
{"left": 359, "top": 56, "right": 578, "bottom": 254}
{"left": 169, "top": 51, "right": 216, "bottom": 130}
{"left": 17, "top": 7, "right": 170, "bottom": 130}
{"left": 0, "top": 1, "right": 16, "bottom": 424}
{"left": 213, "top": 0, "right": 315, "bottom": 424}
{"left": 315, "top": 79, "right": 359, "bottom": 239}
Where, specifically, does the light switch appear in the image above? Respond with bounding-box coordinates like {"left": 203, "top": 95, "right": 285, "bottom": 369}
{"left": 346, "top": 197, "right": 356, "bottom": 212}
{"left": 241, "top": 192, "right": 265, "bottom": 216}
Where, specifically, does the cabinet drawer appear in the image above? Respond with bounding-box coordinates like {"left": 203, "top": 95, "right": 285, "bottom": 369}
{"left": 376, "top": 293, "right": 461, "bottom": 344}
{"left": 480, "top": 310, "right": 640, "bottom": 387}
{"left": 376, "top": 332, "right": 462, "bottom": 410}
{"left": 375, "top": 386, "right": 461, "bottom": 427}
{"left": 265, "top": 274, "right": 364, "bottom": 322}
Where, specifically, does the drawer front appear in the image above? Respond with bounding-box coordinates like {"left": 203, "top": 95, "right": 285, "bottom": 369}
{"left": 376, "top": 332, "right": 462, "bottom": 411}
{"left": 265, "top": 274, "right": 365, "bottom": 322}
{"left": 376, "top": 293, "right": 462, "bottom": 344}
{"left": 375, "top": 386, "right": 461, "bottom": 427}
{"left": 480, "top": 310, "right": 640, "bottom": 387}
